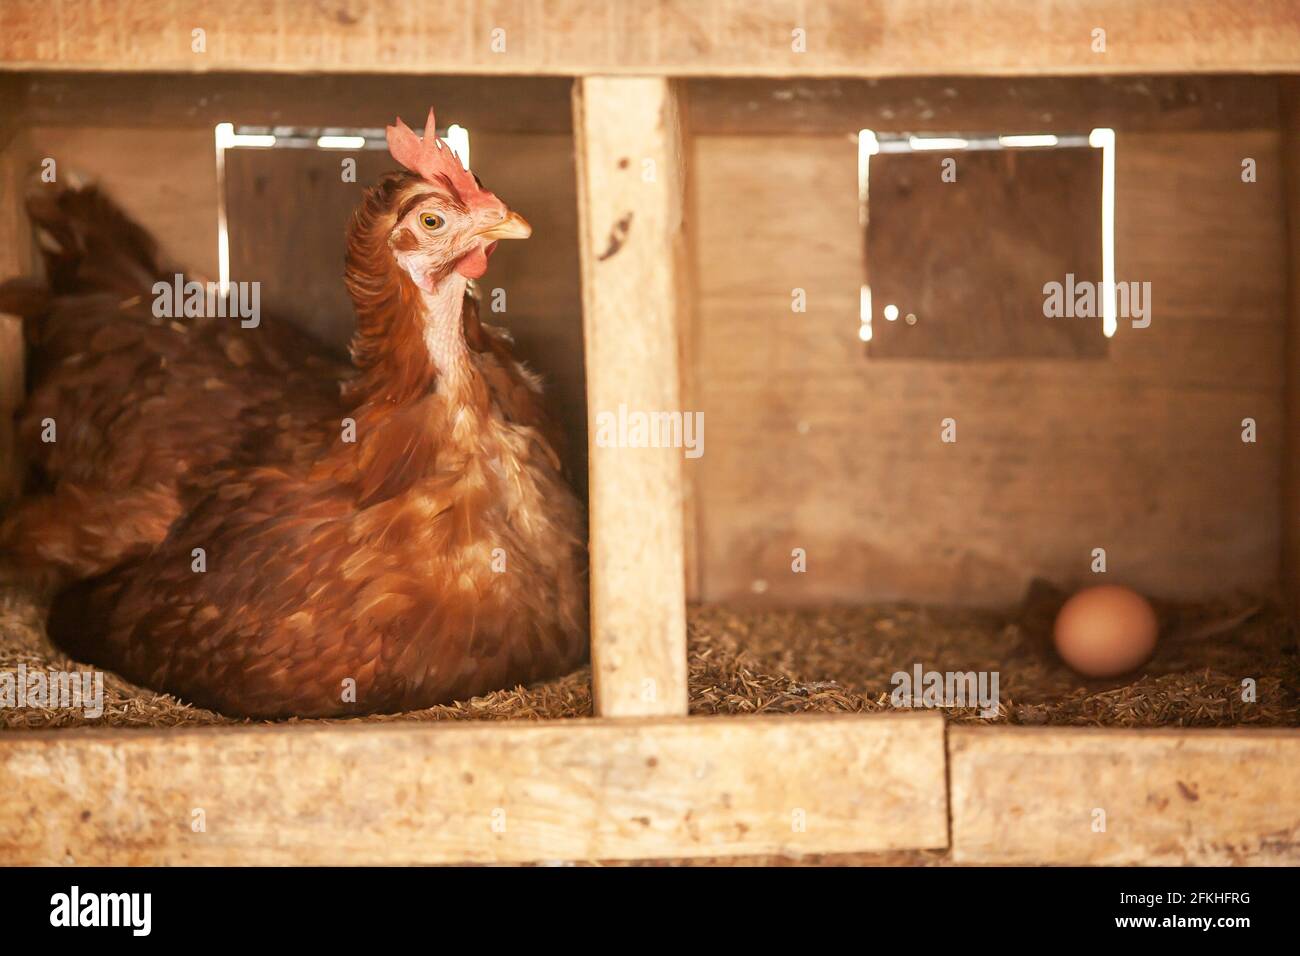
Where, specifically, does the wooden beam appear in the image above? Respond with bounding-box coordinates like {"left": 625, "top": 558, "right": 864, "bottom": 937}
{"left": 688, "top": 76, "right": 1284, "bottom": 136}
{"left": 1, "top": 1, "right": 1297, "bottom": 77}
{"left": 574, "top": 77, "right": 690, "bottom": 718}
{"left": 0, "top": 712, "right": 949, "bottom": 865}
{"left": 949, "top": 726, "right": 1300, "bottom": 865}
{"left": 9, "top": 73, "right": 575, "bottom": 134}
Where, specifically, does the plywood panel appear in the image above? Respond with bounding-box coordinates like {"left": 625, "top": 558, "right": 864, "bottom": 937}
{"left": 949, "top": 726, "right": 1300, "bottom": 865}
{"left": 224, "top": 146, "right": 393, "bottom": 353}
{"left": 20, "top": 125, "right": 220, "bottom": 278}
{"left": 691, "top": 130, "right": 1286, "bottom": 605}
{"left": 866, "top": 146, "right": 1105, "bottom": 359}
{"left": 0, "top": 712, "right": 949, "bottom": 865}
{"left": 2, "top": 1, "right": 1298, "bottom": 76}
{"left": 472, "top": 132, "right": 587, "bottom": 494}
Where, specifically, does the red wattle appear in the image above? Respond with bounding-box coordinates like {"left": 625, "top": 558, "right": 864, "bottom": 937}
{"left": 455, "top": 245, "right": 490, "bottom": 279}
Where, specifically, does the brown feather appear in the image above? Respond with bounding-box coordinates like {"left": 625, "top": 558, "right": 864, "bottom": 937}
{"left": 3, "top": 175, "right": 588, "bottom": 718}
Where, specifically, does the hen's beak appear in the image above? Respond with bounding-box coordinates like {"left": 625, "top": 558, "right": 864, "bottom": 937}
{"left": 475, "top": 210, "right": 531, "bottom": 241}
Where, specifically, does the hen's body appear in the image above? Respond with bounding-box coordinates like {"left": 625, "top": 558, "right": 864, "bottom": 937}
{"left": 1, "top": 173, "right": 588, "bottom": 718}
{"left": 1, "top": 188, "right": 343, "bottom": 583}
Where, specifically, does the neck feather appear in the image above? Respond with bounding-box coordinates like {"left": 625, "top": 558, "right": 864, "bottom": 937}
{"left": 419, "top": 274, "right": 471, "bottom": 390}
{"left": 344, "top": 182, "right": 473, "bottom": 407}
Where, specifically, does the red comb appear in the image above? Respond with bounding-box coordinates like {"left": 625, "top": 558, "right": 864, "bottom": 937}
{"left": 386, "top": 107, "right": 483, "bottom": 200}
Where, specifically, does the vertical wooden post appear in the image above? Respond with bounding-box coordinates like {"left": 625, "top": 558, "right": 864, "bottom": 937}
{"left": 1282, "top": 78, "right": 1300, "bottom": 616}
{"left": 573, "top": 77, "right": 689, "bottom": 717}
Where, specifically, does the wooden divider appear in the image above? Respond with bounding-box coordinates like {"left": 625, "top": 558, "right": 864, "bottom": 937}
{"left": 948, "top": 726, "right": 1300, "bottom": 865}
{"left": 0, "top": 712, "right": 950, "bottom": 865}
{"left": 573, "top": 77, "right": 690, "bottom": 718}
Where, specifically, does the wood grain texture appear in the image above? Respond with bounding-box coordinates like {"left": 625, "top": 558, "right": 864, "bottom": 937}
{"left": 1282, "top": 79, "right": 1300, "bottom": 617}
{"left": 574, "top": 77, "right": 689, "bottom": 717}
{"left": 0, "top": 312, "right": 20, "bottom": 502}
{"left": 949, "top": 726, "right": 1300, "bottom": 865}
{"left": 0, "top": 712, "right": 949, "bottom": 865}
{"left": 0, "top": 129, "right": 30, "bottom": 281}
{"left": 1, "top": 1, "right": 1298, "bottom": 76}
{"left": 690, "top": 130, "right": 1286, "bottom": 606}
{"left": 866, "top": 146, "right": 1105, "bottom": 359}
{"left": 472, "top": 131, "right": 589, "bottom": 496}
{"left": 0, "top": 124, "right": 30, "bottom": 502}
{"left": 17, "top": 125, "right": 220, "bottom": 278}
{"left": 678, "top": 91, "right": 703, "bottom": 603}
{"left": 12, "top": 72, "right": 575, "bottom": 133}
{"left": 688, "top": 75, "right": 1284, "bottom": 135}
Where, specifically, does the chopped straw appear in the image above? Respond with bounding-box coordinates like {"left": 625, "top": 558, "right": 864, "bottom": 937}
{"left": 1, "top": 582, "right": 1295, "bottom": 730}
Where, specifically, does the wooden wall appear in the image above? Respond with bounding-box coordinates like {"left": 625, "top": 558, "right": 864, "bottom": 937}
{"left": 473, "top": 130, "right": 587, "bottom": 491}
{"left": 1, "top": 73, "right": 1293, "bottom": 609}
{"left": 687, "top": 80, "right": 1288, "bottom": 607}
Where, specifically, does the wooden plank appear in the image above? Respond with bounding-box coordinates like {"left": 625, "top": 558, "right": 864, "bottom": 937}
{"left": 1, "top": 1, "right": 1298, "bottom": 77}
{"left": 949, "top": 726, "right": 1300, "bottom": 865}
{"left": 0, "top": 712, "right": 949, "bottom": 865}
{"left": 574, "top": 77, "right": 689, "bottom": 717}
{"left": 1282, "top": 79, "right": 1300, "bottom": 618}
{"left": 12, "top": 73, "right": 575, "bottom": 134}
{"left": 688, "top": 76, "right": 1283, "bottom": 135}
{"left": 6, "top": 73, "right": 1281, "bottom": 138}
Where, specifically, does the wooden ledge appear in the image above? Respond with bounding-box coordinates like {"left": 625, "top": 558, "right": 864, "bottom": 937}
{"left": 0, "top": 711, "right": 948, "bottom": 865}
{"left": 949, "top": 726, "right": 1300, "bottom": 866}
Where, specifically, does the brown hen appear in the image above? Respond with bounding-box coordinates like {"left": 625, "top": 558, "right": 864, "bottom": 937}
{"left": 0, "top": 108, "right": 589, "bottom": 718}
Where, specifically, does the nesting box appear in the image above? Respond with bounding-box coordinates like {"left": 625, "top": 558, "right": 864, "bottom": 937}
{"left": 0, "top": 1, "right": 1298, "bottom": 866}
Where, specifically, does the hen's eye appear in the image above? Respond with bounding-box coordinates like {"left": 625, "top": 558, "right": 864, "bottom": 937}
{"left": 419, "top": 213, "right": 445, "bottom": 231}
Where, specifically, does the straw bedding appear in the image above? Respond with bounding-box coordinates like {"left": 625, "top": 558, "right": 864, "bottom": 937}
{"left": 2, "top": 579, "right": 1295, "bottom": 730}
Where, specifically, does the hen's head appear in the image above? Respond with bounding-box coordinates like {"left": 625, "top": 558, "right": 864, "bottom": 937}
{"left": 383, "top": 107, "right": 530, "bottom": 291}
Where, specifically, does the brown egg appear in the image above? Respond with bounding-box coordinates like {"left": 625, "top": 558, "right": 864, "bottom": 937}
{"left": 1053, "top": 585, "right": 1158, "bottom": 678}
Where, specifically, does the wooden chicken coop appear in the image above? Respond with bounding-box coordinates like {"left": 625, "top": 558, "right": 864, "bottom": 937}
{"left": 1, "top": 1, "right": 1299, "bottom": 866}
